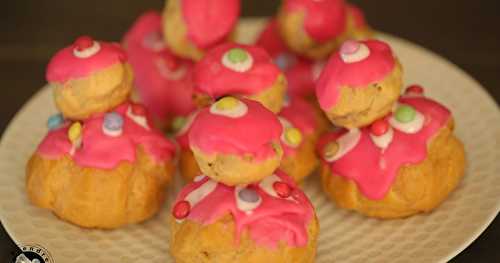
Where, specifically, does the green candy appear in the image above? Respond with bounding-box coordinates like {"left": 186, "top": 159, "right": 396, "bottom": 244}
{"left": 171, "top": 117, "right": 187, "bottom": 132}
{"left": 395, "top": 105, "right": 416, "bottom": 123}
{"left": 227, "top": 48, "right": 248, "bottom": 63}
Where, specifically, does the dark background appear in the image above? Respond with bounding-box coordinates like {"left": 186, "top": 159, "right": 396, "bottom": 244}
{"left": 0, "top": 0, "right": 499, "bottom": 262}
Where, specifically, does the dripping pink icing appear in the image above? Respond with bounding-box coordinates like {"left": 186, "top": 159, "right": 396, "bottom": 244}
{"left": 46, "top": 38, "right": 127, "bottom": 83}
{"left": 188, "top": 98, "right": 282, "bottom": 160}
{"left": 123, "top": 11, "right": 196, "bottom": 119}
{"left": 284, "top": 0, "right": 347, "bottom": 43}
{"left": 174, "top": 170, "right": 314, "bottom": 248}
{"left": 194, "top": 43, "right": 282, "bottom": 98}
{"left": 181, "top": 0, "right": 240, "bottom": 49}
{"left": 37, "top": 102, "right": 176, "bottom": 169}
{"left": 318, "top": 96, "right": 451, "bottom": 199}
{"left": 316, "top": 39, "right": 396, "bottom": 110}
{"left": 347, "top": 4, "right": 367, "bottom": 29}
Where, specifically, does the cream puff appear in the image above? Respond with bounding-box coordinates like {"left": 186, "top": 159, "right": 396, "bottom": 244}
{"left": 46, "top": 36, "right": 133, "bottom": 120}
{"left": 316, "top": 39, "right": 403, "bottom": 128}
{"left": 318, "top": 89, "right": 466, "bottom": 219}
{"left": 277, "top": 0, "right": 349, "bottom": 60}
{"left": 188, "top": 97, "right": 283, "bottom": 186}
{"left": 162, "top": 0, "right": 240, "bottom": 60}
{"left": 169, "top": 171, "right": 318, "bottom": 262}
{"left": 193, "top": 43, "right": 287, "bottom": 113}
{"left": 27, "top": 37, "right": 177, "bottom": 229}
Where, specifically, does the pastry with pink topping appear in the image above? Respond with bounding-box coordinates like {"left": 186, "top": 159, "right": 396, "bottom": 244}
{"left": 193, "top": 43, "right": 287, "bottom": 113}
{"left": 26, "top": 36, "right": 177, "bottom": 229}
{"left": 317, "top": 87, "right": 466, "bottom": 219}
{"left": 346, "top": 4, "right": 374, "bottom": 40}
{"left": 47, "top": 36, "right": 133, "bottom": 120}
{"left": 277, "top": 0, "right": 350, "bottom": 59}
{"left": 162, "top": 0, "right": 240, "bottom": 60}
{"left": 169, "top": 171, "right": 319, "bottom": 263}
{"left": 316, "top": 39, "right": 403, "bottom": 128}
{"left": 188, "top": 97, "right": 283, "bottom": 186}
{"left": 123, "top": 11, "right": 196, "bottom": 129}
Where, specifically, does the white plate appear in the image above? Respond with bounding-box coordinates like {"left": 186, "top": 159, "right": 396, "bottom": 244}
{"left": 1, "top": 19, "right": 499, "bottom": 263}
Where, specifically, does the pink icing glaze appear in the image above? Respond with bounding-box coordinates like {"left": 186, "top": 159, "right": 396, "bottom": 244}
{"left": 286, "top": 59, "right": 316, "bottom": 97}
{"left": 46, "top": 38, "right": 127, "bottom": 83}
{"left": 347, "top": 4, "right": 367, "bottom": 29}
{"left": 284, "top": 0, "right": 347, "bottom": 43}
{"left": 37, "top": 102, "right": 176, "bottom": 169}
{"left": 182, "top": 0, "right": 240, "bottom": 49}
{"left": 316, "top": 39, "right": 396, "bottom": 110}
{"left": 188, "top": 98, "right": 282, "bottom": 160}
{"left": 174, "top": 170, "right": 314, "bottom": 248}
{"left": 255, "top": 19, "right": 289, "bottom": 58}
{"left": 280, "top": 96, "right": 317, "bottom": 136}
{"left": 123, "top": 11, "right": 196, "bottom": 119}
{"left": 318, "top": 96, "right": 451, "bottom": 199}
{"left": 194, "top": 43, "right": 282, "bottom": 98}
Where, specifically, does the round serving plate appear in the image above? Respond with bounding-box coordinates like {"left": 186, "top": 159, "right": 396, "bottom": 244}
{"left": 0, "top": 19, "right": 499, "bottom": 263}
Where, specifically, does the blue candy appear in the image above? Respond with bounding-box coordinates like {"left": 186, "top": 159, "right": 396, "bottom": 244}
{"left": 47, "top": 113, "right": 64, "bottom": 130}
{"left": 103, "top": 112, "right": 124, "bottom": 131}
{"left": 238, "top": 188, "right": 260, "bottom": 203}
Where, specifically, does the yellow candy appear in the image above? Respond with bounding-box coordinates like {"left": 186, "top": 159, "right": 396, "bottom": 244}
{"left": 285, "top": 128, "right": 303, "bottom": 146}
{"left": 68, "top": 122, "right": 82, "bottom": 143}
{"left": 215, "top": 97, "right": 240, "bottom": 111}
{"left": 324, "top": 141, "right": 339, "bottom": 159}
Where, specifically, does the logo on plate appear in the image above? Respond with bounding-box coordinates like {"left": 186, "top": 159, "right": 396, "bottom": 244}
{"left": 14, "top": 244, "right": 53, "bottom": 263}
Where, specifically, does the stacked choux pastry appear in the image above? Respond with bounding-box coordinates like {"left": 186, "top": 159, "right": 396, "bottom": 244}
{"left": 170, "top": 96, "right": 319, "bottom": 262}
{"left": 26, "top": 36, "right": 177, "bottom": 229}
{"left": 315, "top": 39, "right": 466, "bottom": 219}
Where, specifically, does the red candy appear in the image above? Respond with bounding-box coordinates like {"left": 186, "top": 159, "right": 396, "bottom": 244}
{"left": 273, "top": 181, "right": 292, "bottom": 198}
{"left": 405, "top": 84, "right": 424, "bottom": 95}
{"left": 370, "top": 119, "right": 389, "bottom": 136}
{"left": 131, "top": 103, "right": 147, "bottom": 116}
{"left": 74, "top": 35, "right": 94, "bottom": 51}
{"left": 173, "top": 200, "right": 191, "bottom": 219}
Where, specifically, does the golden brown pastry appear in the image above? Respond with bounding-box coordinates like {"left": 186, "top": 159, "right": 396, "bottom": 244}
{"left": 318, "top": 91, "right": 466, "bottom": 219}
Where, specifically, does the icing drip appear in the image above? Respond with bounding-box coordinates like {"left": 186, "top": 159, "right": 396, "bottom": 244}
{"left": 173, "top": 171, "right": 314, "bottom": 248}
{"left": 370, "top": 127, "right": 394, "bottom": 150}
{"left": 316, "top": 40, "right": 396, "bottom": 110}
{"left": 123, "top": 11, "right": 196, "bottom": 119}
{"left": 126, "top": 106, "right": 150, "bottom": 130}
{"left": 194, "top": 43, "right": 281, "bottom": 98}
{"left": 284, "top": 0, "right": 347, "bottom": 43}
{"left": 37, "top": 102, "right": 175, "bottom": 169}
{"left": 189, "top": 98, "right": 282, "bottom": 160}
{"left": 319, "top": 96, "right": 451, "bottom": 199}
{"left": 324, "top": 128, "right": 361, "bottom": 162}
{"left": 182, "top": 0, "right": 240, "bottom": 48}
{"left": 46, "top": 37, "right": 127, "bottom": 83}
